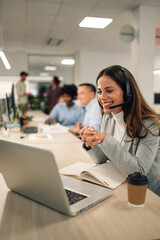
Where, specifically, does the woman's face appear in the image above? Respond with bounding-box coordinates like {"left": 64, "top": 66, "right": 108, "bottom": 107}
{"left": 97, "top": 75, "right": 124, "bottom": 114}
{"left": 62, "top": 93, "right": 72, "bottom": 104}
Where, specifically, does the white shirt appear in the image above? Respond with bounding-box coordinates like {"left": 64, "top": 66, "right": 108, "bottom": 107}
{"left": 112, "top": 111, "right": 126, "bottom": 143}
{"left": 16, "top": 80, "right": 28, "bottom": 104}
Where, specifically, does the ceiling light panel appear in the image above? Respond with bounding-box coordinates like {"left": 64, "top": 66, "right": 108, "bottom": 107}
{"left": 79, "top": 17, "right": 113, "bottom": 29}
{"left": 44, "top": 66, "right": 57, "bottom": 71}
{"left": 61, "top": 59, "right": 75, "bottom": 65}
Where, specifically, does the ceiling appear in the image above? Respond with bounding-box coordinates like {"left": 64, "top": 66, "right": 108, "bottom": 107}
{"left": 1, "top": 0, "right": 160, "bottom": 56}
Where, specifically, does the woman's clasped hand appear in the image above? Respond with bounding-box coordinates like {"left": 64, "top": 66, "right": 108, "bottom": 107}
{"left": 80, "top": 126, "right": 107, "bottom": 148}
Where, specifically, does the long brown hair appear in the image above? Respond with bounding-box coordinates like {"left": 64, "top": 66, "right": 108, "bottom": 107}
{"left": 96, "top": 65, "right": 160, "bottom": 141}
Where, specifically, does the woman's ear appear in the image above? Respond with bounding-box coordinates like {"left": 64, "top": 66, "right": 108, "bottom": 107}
{"left": 91, "top": 91, "right": 95, "bottom": 98}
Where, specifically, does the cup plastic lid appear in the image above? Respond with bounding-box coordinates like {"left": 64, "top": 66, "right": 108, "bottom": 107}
{"left": 126, "top": 172, "right": 148, "bottom": 186}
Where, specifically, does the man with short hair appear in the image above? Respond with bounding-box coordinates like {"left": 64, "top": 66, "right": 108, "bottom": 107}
{"left": 71, "top": 83, "right": 102, "bottom": 135}
{"left": 16, "top": 71, "right": 32, "bottom": 111}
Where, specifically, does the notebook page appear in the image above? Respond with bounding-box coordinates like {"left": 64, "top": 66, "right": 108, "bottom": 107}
{"left": 84, "top": 162, "right": 126, "bottom": 189}
{"left": 59, "top": 162, "right": 95, "bottom": 178}
{"left": 81, "top": 173, "right": 106, "bottom": 187}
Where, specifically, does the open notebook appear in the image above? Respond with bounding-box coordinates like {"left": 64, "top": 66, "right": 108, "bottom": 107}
{"left": 59, "top": 161, "right": 127, "bottom": 189}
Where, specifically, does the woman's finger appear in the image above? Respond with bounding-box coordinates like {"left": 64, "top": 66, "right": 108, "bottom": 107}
{"left": 85, "top": 135, "right": 99, "bottom": 143}
{"left": 81, "top": 131, "right": 95, "bottom": 140}
{"left": 87, "top": 126, "right": 97, "bottom": 134}
{"left": 80, "top": 127, "right": 86, "bottom": 136}
{"left": 85, "top": 135, "right": 100, "bottom": 146}
{"left": 81, "top": 135, "right": 86, "bottom": 143}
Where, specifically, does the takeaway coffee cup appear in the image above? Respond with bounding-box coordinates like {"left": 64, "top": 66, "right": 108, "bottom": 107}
{"left": 126, "top": 172, "right": 148, "bottom": 207}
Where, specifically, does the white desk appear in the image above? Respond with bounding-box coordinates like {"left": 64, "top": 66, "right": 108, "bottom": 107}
{"left": 0, "top": 110, "right": 160, "bottom": 240}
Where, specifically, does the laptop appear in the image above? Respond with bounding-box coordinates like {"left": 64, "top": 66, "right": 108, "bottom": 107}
{"left": 0, "top": 140, "right": 113, "bottom": 216}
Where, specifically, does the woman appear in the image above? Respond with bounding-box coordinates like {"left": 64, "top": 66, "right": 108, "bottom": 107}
{"left": 80, "top": 65, "right": 160, "bottom": 196}
{"left": 44, "top": 76, "right": 61, "bottom": 114}
{"left": 45, "top": 84, "right": 84, "bottom": 126}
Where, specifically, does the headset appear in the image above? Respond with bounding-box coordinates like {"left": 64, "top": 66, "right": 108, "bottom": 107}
{"left": 109, "top": 65, "right": 133, "bottom": 109}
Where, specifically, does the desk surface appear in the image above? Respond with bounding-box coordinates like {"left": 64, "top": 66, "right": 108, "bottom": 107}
{"left": 1, "top": 110, "right": 80, "bottom": 144}
{"left": 0, "top": 111, "right": 160, "bottom": 240}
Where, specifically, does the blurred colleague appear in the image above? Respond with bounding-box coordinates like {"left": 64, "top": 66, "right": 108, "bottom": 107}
{"left": 44, "top": 76, "right": 61, "bottom": 114}
{"left": 45, "top": 84, "right": 83, "bottom": 126}
{"left": 71, "top": 83, "right": 102, "bottom": 135}
{"left": 16, "top": 71, "right": 32, "bottom": 110}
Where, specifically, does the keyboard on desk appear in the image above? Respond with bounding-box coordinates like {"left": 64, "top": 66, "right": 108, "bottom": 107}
{"left": 22, "top": 127, "right": 38, "bottom": 134}
{"left": 65, "top": 189, "right": 87, "bottom": 205}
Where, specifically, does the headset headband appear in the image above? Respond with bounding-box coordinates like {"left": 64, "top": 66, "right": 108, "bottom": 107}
{"left": 115, "top": 65, "right": 132, "bottom": 102}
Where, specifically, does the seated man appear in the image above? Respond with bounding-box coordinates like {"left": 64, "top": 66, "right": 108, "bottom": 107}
{"left": 71, "top": 83, "right": 102, "bottom": 135}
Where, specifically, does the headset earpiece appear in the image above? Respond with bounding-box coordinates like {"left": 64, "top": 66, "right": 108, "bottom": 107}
{"left": 116, "top": 65, "right": 132, "bottom": 102}
{"left": 109, "top": 65, "right": 133, "bottom": 109}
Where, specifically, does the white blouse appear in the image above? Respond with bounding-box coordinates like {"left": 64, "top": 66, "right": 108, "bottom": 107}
{"left": 112, "top": 111, "right": 126, "bottom": 143}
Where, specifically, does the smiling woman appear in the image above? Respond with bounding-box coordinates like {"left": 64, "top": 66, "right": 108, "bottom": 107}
{"left": 80, "top": 65, "right": 160, "bottom": 196}
{"left": 97, "top": 75, "right": 124, "bottom": 114}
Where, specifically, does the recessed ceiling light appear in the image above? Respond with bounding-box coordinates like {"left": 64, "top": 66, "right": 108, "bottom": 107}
{"left": 153, "top": 69, "right": 160, "bottom": 75}
{"left": 39, "top": 72, "right": 49, "bottom": 77}
{"left": 44, "top": 66, "right": 57, "bottom": 71}
{"left": 79, "top": 17, "right": 113, "bottom": 29}
{"left": 61, "top": 59, "right": 75, "bottom": 65}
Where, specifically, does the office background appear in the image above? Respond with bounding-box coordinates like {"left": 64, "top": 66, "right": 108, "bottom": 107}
{"left": 0, "top": 2, "right": 160, "bottom": 239}
{"left": 0, "top": 0, "right": 160, "bottom": 107}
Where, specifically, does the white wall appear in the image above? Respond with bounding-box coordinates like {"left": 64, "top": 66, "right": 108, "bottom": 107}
{"left": 154, "top": 55, "right": 160, "bottom": 93}
{"left": 154, "top": 74, "right": 160, "bottom": 92}
{"left": 131, "top": 6, "right": 155, "bottom": 107}
{"left": 74, "top": 51, "right": 131, "bottom": 85}
{"left": 0, "top": 51, "right": 28, "bottom": 76}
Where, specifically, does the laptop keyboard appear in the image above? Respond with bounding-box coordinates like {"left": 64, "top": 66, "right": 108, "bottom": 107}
{"left": 65, "top": 189, "right": 87, "bottom": 205}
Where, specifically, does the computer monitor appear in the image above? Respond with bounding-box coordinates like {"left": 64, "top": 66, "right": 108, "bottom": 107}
{"left": 154, "top": 93, "right": 160, "bottom": 104}
{"left": 11, "top": 83, "right": 16, "bottom": 115}
{"left": 5, "top": 94, "right": 11, "bottom": 121}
